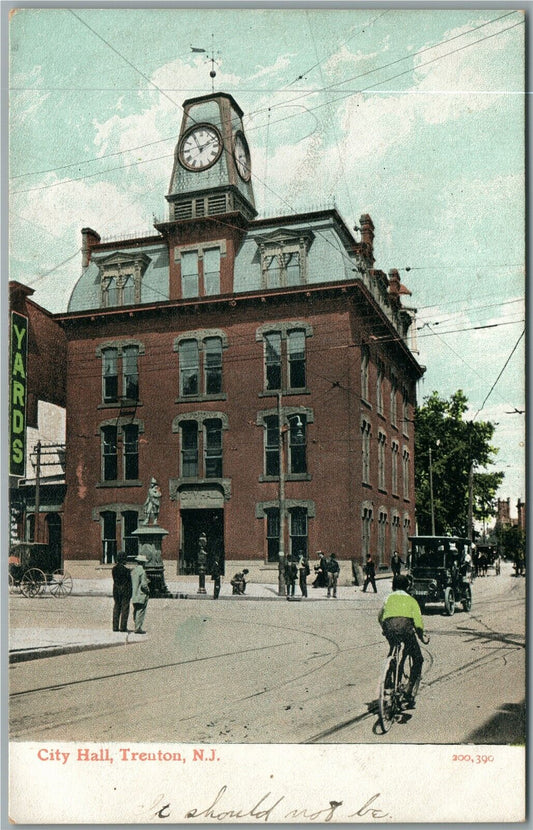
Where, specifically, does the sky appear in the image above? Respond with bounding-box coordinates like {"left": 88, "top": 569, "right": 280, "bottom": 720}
{"left": 8, "top": 5, "right": 526, "bottom": 511}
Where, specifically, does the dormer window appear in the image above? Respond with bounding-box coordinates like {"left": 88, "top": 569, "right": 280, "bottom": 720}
{"left": 96, "top": 251, "right": 151, "bottom": 308}
{"left": 257, "top": 228, "right": 314, "bottom": 289}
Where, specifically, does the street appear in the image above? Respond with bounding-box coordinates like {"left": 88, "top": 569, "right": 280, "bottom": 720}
{"left": 9, "top": 563, "right": 525, "bottom": 745}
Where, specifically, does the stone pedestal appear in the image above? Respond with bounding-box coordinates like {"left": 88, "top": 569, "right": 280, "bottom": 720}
{"left": 132, "top": 525, "right": 172, "bottom": 598}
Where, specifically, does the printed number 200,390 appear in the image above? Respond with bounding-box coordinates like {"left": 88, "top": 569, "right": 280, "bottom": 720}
{"left": 452, "top": 755, "right": 494, "bottom": 764}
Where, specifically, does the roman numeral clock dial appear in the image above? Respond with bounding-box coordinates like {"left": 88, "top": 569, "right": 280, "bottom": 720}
{"left": 179, "top": 125, "right": 222, "bottom": 171}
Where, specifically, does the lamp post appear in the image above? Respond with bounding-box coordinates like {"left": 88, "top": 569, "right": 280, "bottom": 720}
{"left": 197, "top": 532, "right": 208, "bottom": 594}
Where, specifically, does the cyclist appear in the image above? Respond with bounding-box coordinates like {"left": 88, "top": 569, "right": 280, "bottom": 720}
{"left": 378, "top": 574, "right": 428, "bottom": 708}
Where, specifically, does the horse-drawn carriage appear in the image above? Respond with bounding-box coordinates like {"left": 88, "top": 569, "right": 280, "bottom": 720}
{"left": 8, "top": 543, "right": 73, "bottom": 598}
{"left": 473, "top": 544, "right": 500, "bottom": 576}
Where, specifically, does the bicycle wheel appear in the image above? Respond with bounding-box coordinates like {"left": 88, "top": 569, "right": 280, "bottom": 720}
{"left": 20, "top": 568, "right": 46, "bottom": 598}
{"left": 378, "top": 654, "right": 398, "bottom": 733}
{"left": 49, "top": 569, "right": 73, "bottom": 598}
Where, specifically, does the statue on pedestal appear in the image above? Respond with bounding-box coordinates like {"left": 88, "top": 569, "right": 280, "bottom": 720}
{"left": 143, "top": 477, "right": 161, "bottom": 526}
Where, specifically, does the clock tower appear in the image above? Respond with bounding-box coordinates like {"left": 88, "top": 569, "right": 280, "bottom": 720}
{"left": 167, "top": 92, "right": 256, "bottom": 222}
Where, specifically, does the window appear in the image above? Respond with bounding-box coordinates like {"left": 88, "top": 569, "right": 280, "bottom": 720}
{"left": 204, "top": 418, "right": 223, "bottom": 478}
{"left": 123, "top": 346, "right": 139, "bottom": 401}
{"left": 175, "top": 331, "right": 227, "bottom": 400}
{"left": 174, "top": 413, "right": 227, "bottom": 480}
{"left": 361, "top": 344, "right": 369, "bottom": 402}
{"left": 102, "top": 425, "right": 118, "bottom": 481}
{"left": 175, "top": 243, "right": 225, "bottom": 298}
{"left": 390, "top": 374, "right": 398, "bottom": 427}
{"left": 100, "top": 421, "right": 141, "bottom": 483}
{"left": 259, "top": 408, "right": 312, "bottom": 478}
{"left": 257, "top": 323, "right": 312, "bottom": 393}
{"left": 377, "top": 360, "right": 385, "bottom": 415}
{"left": 362, "top": 504, "right": 373, "bottom": 558}
{"left": 181, "top": 250, "right": 199, "bottom": 298}
{"left": 265, "top": 333, "right": 282, "bottom": 391}
{"left": 378, "top": 431, "right": 386, "bottom": 491}
{"left": 100, "top": 509, "right": 140, "bottom": 563}
{"left": 258, "top": 229, "right": 314, "bottom": 289}
{"left": 402, "top": 447, "right": 410, "bottom": 499}
{"left": 391, "top": 440, "right": 399, "bottom": 495}
{"left": 361, "top": 419, "right": 371, "bottom": 485}
{"left": 103, "top": 349, "right": 118, "bottom": 403}
{"left": 181, "top": 421, "right": 199, "bottom": 477}
{"left": 98, "top": 252, "right": 150, "bottom": 308}
{"left": 289, "top": 414, "right": 307, "bottom": 474}
{"left": 391, "top": 513, "right": 400, "bottom": 557}
{"left": 180, "top": 340, "right": 199, "bottom": 397}
{"left": 102, "top": 511, "right": 117, "bottom": 564}
{"left": 402, "top": 514, "right": 411, "bottom": 558}
{"left": 290, "top": 507, "right": 308, "bottom": 559}
{"left": 266, "top": 508, "right": 280, "bottom": 562}
{"left": 123, "top": 424, "right": 139, "bottom": 480}
{"left": 123, "top": 511, "right": 139, "bottom": 559}
{"left": 265, "top": 415, "right": 280, "bottom": 476}
{"left": 378, "top": 509, "right": 387, "bottom": 564}
{"left": 203, "top": 248, "right": 221, "bottom": 295}
{"left": 288, "top": 330, "right": 306, "bottom": 389}
{"left": 98, "top": 342, "right": 143, "bottom": 404}
{"left": 402, "top": 387, "right": 410, "bottom": 437}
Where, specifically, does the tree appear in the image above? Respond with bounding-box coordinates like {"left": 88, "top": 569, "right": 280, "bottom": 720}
{"left": 494, "top": 522, "right": 525, "bottom": 563}
{"left": 414, "top": 390, "right": 504, "bottom": 536}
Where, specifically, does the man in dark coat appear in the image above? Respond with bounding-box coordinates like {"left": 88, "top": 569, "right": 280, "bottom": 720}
{"left": 326, "top": 552, "right": 340, "bottom": 598}
{"left": 391, "top": 550, "right": 404, "bottom": 577}
{"left": 362, "top": 554, "right": 377, "bottom": 593}
{"left": 112, "top": 551, "right": 132, "bottom": 632}
{"left": 211, "top": 559, "right": 222, "bottom": 600}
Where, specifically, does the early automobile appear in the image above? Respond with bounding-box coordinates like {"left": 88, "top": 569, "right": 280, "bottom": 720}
{"left": 407, "top": 536, "right": 472, "bottom": 616}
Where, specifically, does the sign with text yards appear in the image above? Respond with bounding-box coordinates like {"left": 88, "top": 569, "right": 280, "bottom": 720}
{"left": 10, "top": 311, "right": 28, "bottom": 477}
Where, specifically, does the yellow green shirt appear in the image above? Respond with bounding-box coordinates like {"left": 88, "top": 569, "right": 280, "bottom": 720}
{"left": 378, "top": 590, "right": 424, "bottom": 631}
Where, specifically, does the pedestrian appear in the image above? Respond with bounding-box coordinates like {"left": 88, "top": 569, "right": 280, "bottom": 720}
{"left": 230, "top": 568, "right": 248, "bottom": 594}
{"left": 211, "top": 558, "right": 221, "bottom": 600}
{"left": 326, "top": 552, "right": 340, "bottom": 598}
{"left": 285, "top": 556, "right": 297, "bottom": 597}
{"left": 390, "top": 550, "right": 404, "bottom": 577}
{"left": 312, "top": 551, "right": 328, "bottom": 588}
{"left": 362, "top": 554, "right": 377, "bottom": 593}
{"left": 112, "top": 551, "right": 132, "bottom": 632}
{"left": 298, "top": 555, "right": 309, "bottom": 597}
{"left": 131, "top": 554, "right": 150, "bottom": 634}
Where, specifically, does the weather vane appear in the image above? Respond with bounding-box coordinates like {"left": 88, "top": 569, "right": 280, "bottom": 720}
{"left": 190, "top": 34, "right": 220, "bottom": 93}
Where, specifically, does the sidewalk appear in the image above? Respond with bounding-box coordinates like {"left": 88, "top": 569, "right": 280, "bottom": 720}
{"left": 9, "top": 575, "right": 388, "bottom": 664}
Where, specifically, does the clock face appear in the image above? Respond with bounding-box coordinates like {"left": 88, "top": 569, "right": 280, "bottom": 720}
{"left": 179, "top": 125, "right": 222, "bottom": 171}
{"left": 233, "top": 132, "right": 251, "bottom": 181}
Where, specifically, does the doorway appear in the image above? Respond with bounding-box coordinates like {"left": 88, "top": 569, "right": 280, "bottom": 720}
{"left": 45, "top": 513, "right": 62, "bottom": 570}
{"left": 180, "top": 509, "right": 224, "bottom": 575}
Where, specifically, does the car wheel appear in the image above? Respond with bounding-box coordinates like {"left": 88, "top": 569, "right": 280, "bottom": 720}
{"left": 444, "top": 587, "right": 455, "bottom": 616}
{"left": 461, "top": 584, "right": 472, "bottom": 612}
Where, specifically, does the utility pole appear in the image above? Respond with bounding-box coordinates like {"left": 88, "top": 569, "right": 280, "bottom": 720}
{"left": 34, "top": 440, "right": 41, "bottom": 543}
{"left": 467, "top": 461, "right": 474, "bottom": 542}
{"left": 278, "top": 392, "right": 286, "bottom": 597}
{"left": 429, "top": 447, "right": 435, "bottom": 535}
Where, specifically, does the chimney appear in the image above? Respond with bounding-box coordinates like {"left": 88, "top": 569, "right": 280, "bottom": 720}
{"left": 359, "top": 214, "right": 375, "bottom": 262}
{"left": 81, "top": 227, "right": 101, "bottom": 268}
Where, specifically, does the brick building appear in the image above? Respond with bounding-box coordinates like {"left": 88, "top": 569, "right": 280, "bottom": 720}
{"left": 9, "top": 282, "right": 67, "bottom": 559}
{"left": 56, "top": 92, "right": 424, "bottom": 570}
{"left": 496, "top": 498, "right": 526, "bottom": 532}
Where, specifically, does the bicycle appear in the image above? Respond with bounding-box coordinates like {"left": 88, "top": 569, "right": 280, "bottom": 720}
{"left": 378, "top": 633, "right": 430, "bottom": 733}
